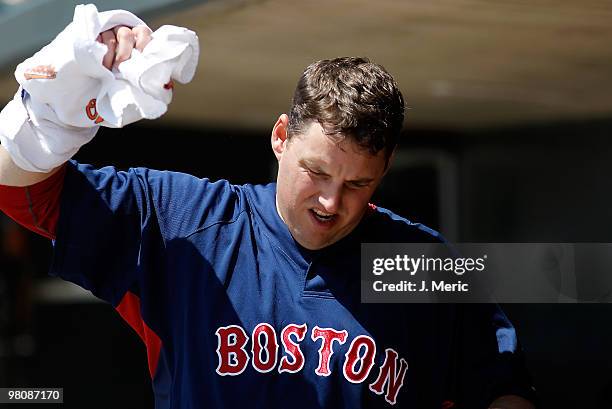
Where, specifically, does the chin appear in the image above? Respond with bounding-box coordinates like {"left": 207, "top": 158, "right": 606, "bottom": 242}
{"left": 299, "top": 239, "right": 327, "bottom": 251}
{"left": 296, "top": 234, "right": 332, "bottom": 251}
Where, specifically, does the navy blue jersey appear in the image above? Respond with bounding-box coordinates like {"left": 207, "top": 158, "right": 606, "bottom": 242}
{"left": 50, "top": 161, "right": 533, "bottom": 408}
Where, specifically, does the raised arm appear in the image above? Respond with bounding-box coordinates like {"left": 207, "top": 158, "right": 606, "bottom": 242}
{"left": 0, "top": 25, "right": 152, "bottom": 188}
{"left": 0, "top": 23, "right": 154, "bottom": 241}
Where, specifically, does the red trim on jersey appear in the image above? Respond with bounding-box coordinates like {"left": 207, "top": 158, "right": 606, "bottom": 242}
{"left": 115, "top": 291, "right": 162, "bottom": 378}
{"left": 1, "top": 167, "right": 163, "bottom": 376}
{"left": 0, "top": 165, "right": 66, "bottom": 240}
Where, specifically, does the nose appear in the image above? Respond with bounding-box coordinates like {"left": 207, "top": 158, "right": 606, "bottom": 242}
{"left": 318, "top": 183, "right": 342, "bottom": 214}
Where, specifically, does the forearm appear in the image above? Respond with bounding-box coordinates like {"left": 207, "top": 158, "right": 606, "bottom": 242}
{"left": 0, "top": 145, "right": 61, "bottom": 187}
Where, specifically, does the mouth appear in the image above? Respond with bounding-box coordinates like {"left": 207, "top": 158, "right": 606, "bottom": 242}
{"left": 309, "top": 208, "right": 337, "bottom": 225}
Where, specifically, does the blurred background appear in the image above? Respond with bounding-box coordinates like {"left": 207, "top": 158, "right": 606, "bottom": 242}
{"left": 1, "top": 0, "right": 612, "bottom": 407}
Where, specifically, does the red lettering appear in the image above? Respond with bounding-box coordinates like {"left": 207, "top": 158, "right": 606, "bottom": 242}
{"left": 251, "top": 323, "right": 278, "bottom": 373}
{"left": 214, "top": 322, "right": 407, "bottom": 406}
{"left": 85, "top": 99, "right": 97, "bottom": 120}
{"left": 369, "top": 348, "right": 408, "bottom": 405}
{"left": 215, "top": 325, "right": 249, "bottom": 376}
{"left": 85, "top": 98, "right": 105, "bottom": 124}
{"left": 343, "top": 335, "right": 376, "bottom": 383}
{"left": 311, "top": 326, "right": 348, "bottom": 377}
{"left": 278, "top": 323, "right": 307, "bottom": 374}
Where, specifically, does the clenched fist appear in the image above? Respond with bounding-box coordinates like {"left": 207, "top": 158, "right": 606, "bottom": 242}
{"left": 97, "top": 25, "right": 152, "bottom": 70}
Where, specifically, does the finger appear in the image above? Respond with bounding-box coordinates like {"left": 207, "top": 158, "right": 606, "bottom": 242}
{"left": 113, "top": 26, "right": 136, "bottom": 69}
{"left": 132, "top": 25, "right": 153, "bottom": 52}
{"left": 100, "top": 30, "right": 117, "bottom": 70}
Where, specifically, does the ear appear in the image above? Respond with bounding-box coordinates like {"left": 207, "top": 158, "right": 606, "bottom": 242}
{"left": 271, "top": 114, "right": 290, "bottom": 161}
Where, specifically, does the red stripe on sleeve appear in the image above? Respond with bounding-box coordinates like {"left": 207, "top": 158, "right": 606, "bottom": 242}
{"left": 0, "top": 165, "right": 66, "bottom": 240}
{"left": 115, "top": 291, "right": 163, "bottom": 378}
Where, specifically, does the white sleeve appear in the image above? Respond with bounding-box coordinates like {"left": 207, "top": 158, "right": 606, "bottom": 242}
{"left": 0, "top": 89, "right": 98, "bottom": 173}
{"left": 1, "top": 3, "right": 199, "bottom": 173}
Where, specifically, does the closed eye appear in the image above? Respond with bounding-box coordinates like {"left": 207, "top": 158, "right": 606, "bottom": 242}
{"left": 306, "top": 167, "right": 329, "bottom": 178}
{"left": 346, "top": 181, "right": 370, "bottom": 189}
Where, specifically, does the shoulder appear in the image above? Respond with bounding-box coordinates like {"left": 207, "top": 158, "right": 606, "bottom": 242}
{"left": 239, "top": 182, "right": 276, "bottom": 208}
{"left": 64, "top": 161, "right": 250, "bottom": 238}
{"left": 66, "top": 160, "right": 242, "bottom": 206}
{"left": 360, "top": 204, "right": 445, "bottom": 244}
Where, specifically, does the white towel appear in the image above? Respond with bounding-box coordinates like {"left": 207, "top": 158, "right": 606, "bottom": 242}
{"left": 0, "top": 3, "right": 199, "bottom": 172}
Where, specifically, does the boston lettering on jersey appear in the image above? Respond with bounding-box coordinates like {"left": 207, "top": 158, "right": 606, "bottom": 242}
{"left": 215, "top": 323, "right": 408, "bottom": 406}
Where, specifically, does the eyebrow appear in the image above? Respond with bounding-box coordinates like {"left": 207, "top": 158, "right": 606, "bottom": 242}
{"left": 299, "top": 159, "right": 375, "bottom": 184}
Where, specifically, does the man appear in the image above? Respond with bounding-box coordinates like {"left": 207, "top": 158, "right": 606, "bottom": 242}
{"left": 0, "top": 22, "right": 536, "bottom": 408}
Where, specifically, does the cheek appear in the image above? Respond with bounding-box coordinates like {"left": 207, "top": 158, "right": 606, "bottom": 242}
{"left": 291, "top": 173, "right": 318, "bottom": 204}
{"left": 344, "top": 190, "right": 374, "bottom": 217}
{"left": 277, "top": 163, "right": 300, "bottom": 200}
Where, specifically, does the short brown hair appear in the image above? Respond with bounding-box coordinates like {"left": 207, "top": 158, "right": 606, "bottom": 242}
{"left": 288, "top": 57, "right": 405, "bottom": 161}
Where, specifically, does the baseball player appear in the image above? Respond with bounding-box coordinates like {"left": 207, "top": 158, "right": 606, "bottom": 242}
{"left": 0, "top": 18, "right": 536, "bottom": 409}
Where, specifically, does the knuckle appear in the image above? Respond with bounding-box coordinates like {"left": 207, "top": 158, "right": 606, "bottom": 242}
{"left": 117, "top": 28, "right": 135, "bottom": 40}
{"left": 133, "top": 25, "right": 151, "bottom": 35}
